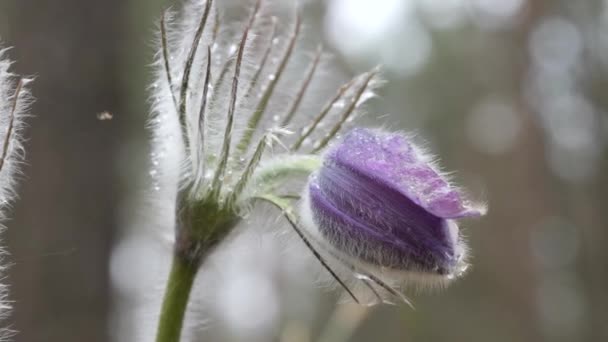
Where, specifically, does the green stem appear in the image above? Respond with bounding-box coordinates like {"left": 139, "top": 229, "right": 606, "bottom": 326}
{"left": 155, "top": 255, "right": 199, "bottom": 342}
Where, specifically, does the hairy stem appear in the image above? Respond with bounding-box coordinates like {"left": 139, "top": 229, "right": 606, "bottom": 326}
{"left": 155, "top": 254, "right": 199, "bottom": 342}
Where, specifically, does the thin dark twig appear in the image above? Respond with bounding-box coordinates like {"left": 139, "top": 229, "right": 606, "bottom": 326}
{"left": 178, "top": 0, "right": 214, "bottom": 150}
{"left": 324, "top": 248, "right": 413, "bottom": 307}
{"left": 236, "top": 13, "right": 301, "bottom": 155}
{"left": 210, "top": 0, "right": 261, "bottom": 196}
{"left": 256, "top": 196, "right": 360, "bottom": 304}
{"left": 194, "top": 45, "right": 212, "bottom": 180}
{"left": 312, "top": 70, "right": 377, "bottom": 153}
{"left": 281, "top": 45, "right": 322, "bottom": 126}
{"left": 364, "top": 272, "right": 413, "bottom": 307}
{"left": 282, "top": 213, "right": 360, "bottom": 304}
{"left": 209, "top": 58, "right": 235, "bottom": 108}
{"left": 286, "top": 207, "right": 413, "bottom": 306}
{"left": 228, "top": 133, "right": 268, "bottom": 206}
{"left": 0, "top": 78, "right": 22, "bottom": 174}
{"left": 211, "top": 6, "right": 220, "bottom": 43}
{"left": 361, "top": 277, "right": 383, "bottom": 303}
{"left": 244, "top": 17, "right": 278, "bottom": 99}
{"left": 291, "top": 77, "right": 356, "bottom": 151}
{"left": 160, "top": 10, "right": 179, "bottom": 109}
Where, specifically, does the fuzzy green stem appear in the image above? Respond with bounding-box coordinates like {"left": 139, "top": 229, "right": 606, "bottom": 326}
{"left": 155, "top": 255, "right": 199, "bottom": 342}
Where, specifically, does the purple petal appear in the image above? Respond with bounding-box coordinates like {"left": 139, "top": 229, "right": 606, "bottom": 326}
{"left": 305, "top": 128, "right": 485, "bottom": 275}
{"left": 326, "top": 128, "right": 482, "bottom": 219}
{"left": 309, "top": 165, "right": 460, "bottom": 273}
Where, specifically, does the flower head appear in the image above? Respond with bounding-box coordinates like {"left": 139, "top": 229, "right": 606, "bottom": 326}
{"left": 302, "top": 128, "right": 486, "bottom": 286}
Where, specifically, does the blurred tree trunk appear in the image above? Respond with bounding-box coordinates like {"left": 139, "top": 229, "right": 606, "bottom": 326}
{"left": 3, "top": 0, "right": 127, "bottom": 340}
{"left": 441, "top": 0, "right": 553, "bottom": 341}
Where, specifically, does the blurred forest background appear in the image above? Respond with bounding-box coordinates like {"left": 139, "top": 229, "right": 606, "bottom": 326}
{"left": 1, "top": 0, "right": 607, "bottom": 341}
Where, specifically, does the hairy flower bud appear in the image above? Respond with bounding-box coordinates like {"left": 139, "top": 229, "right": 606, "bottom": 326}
{"left": 303, "top": 128, "right": 485, "bottom": 282}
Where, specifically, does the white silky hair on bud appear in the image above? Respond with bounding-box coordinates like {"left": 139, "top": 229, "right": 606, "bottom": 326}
{"left": 0, "top": 45, "right": 33, "bottom": 341}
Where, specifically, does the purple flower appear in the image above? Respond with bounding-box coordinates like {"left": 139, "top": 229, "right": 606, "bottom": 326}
{"left": 304, "top": 128, "right": 485, "bottom": 281}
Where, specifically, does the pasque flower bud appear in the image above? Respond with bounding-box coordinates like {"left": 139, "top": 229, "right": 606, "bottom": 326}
{"left": 304, "top": 128, "right": 485, "bottom": 281}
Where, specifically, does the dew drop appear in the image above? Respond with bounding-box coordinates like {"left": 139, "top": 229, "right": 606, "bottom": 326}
{"left": 333, "top": 99, "right": 345, "bottom": 108}
{"left": 268, "top": 74, "right": 276, "bottom": 81}
{"left": 356, "top": 91, "right": 375, "bottom": 107}
{"left": 354, "top": 273, "right": 370, "bottom": 281}
{"left": 229, "top": 44, "right": 237, "bottom": 55}
{"left": 272, "top": 115, "right": 280, "bottom": 122}
{"left": 272, "top": 37, "right": 280, "bottom": 45}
